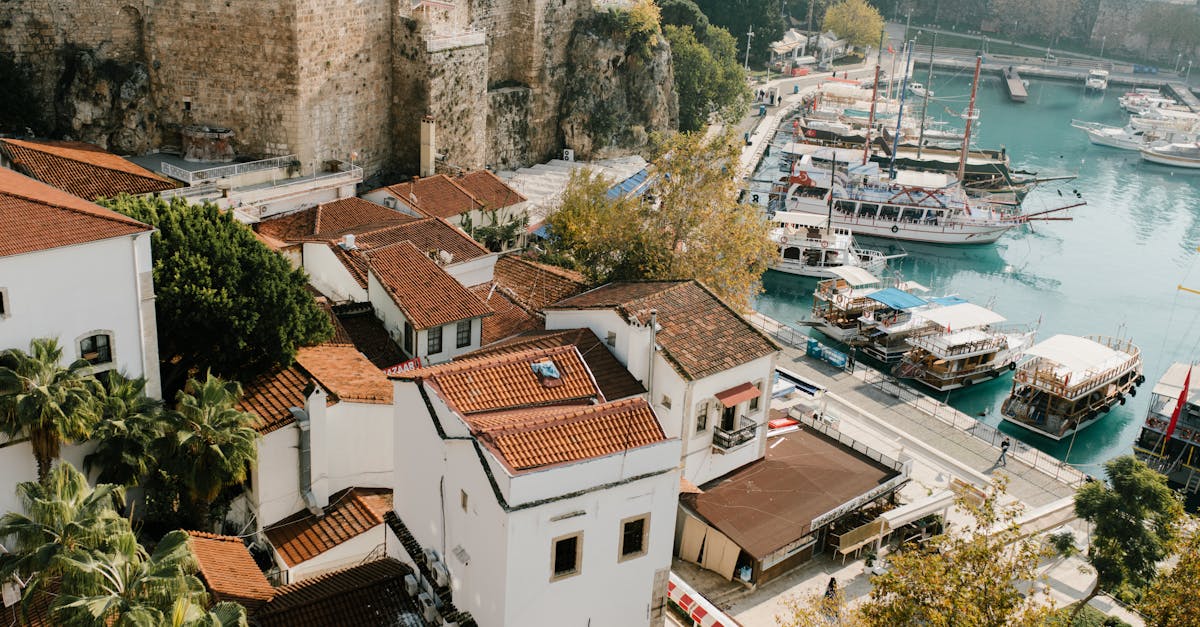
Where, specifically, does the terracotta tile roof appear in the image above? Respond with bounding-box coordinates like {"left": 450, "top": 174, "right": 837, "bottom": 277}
{"left": 376, "top": 174, "right": 484, "bottom": 219}
{"left": 456, "top": 170, "right": 526, "bottom": 210}
{"left": 474, "top": 398, "right": 665, "bottom": 471}
{"left": 394, "top": 345, "right": 601, "bottom": 414}
{"left": 254, "top": 197, "right": 416, "bottom": 244}
{"left": 469, "top": 282, "right": 542, "bottom": 344}
{"left": 334, "top": 307, "right": 408, "bottom": 368}
{"left": 238, "top": 365, "right": 311, "bottom": 434}
{"left": 550, "top": 280, "right": 779, "bottom": 380}
{"left": 255, "top": 558, "right": 423, "bottom": 627}
{"left": 493, "top": 255, "right": 588, "bottom": 311}
{"left": 355, "top": 217, "right": 490, "bottom": 262}
{"left": 467, "top": 328, "right": 645, "bottom": 400}
{"left": 186, "top": 531, "right": 275, "bottom": 612}
{"left": 0, "top": 138, "right": 176, "bottom": 200}
{"left": 367, "top": 242, "right": 492, "bottom": 330}
{"left": 295, "top": 344, "right": 392, "bottom": 404}
{"left": 315, "top": 299, "right": 355, "bottom": 345}
{"left": 0, "top": 166, "right": 153, "bottom": 257}
{"left": 0, "top": 582, "right": 54, "bottom": 626}
{"left": 265, "top": 487, "right": 393, "bottom": 567}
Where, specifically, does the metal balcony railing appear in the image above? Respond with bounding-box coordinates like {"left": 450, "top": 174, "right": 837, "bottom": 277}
{"left": 161, "top": 154, "right": 298, "bottom": 185}
{"left": 713, "top": 416, "right": 758, "bottom": 451}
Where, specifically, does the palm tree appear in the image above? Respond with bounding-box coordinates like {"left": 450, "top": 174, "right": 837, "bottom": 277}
{"left": 0, "top": 462, "right": 130, "bottom": 610}
{"left": 0, "top": 337, "right": 103, "bottom": 482}
{"left": 84, "top": 373, "right": 165, "bottom": 486}
{"left": 51, "top": 530, "right": 246, "bottom": 626}
{"left": 161, "top": 373, "right": 259, "bottom": 526}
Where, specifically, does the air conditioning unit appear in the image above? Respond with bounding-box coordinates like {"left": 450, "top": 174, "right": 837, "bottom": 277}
{"left": 385, "top": 196, "right": 396, "bottom": 209}
{"left": 431, "top": 560, "right": 450, "bottom": 587}
{"left": 422, "top": 548, "right": 439, "bottom": 568}
{"left": 403, "top": 573, "right": 418, "bottom": 596}
{"left": 417, "top": 592, "right": 440, "bottom": 623}
{"left": 562, "top": 148, "right": 575, "bottom": 162}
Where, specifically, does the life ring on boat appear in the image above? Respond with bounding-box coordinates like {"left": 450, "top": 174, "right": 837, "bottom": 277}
{"left": 891, "top": 225, "right": 900, "bottom": 234}
{"left": 820, "top": 241, "right": 829, "bottom": 248}
{"left": 780, "top": 236, "right": 788, "bottom": 244}
{"left": 806, "top": 129, "right": 817, "bottom": 137}
{"left": 1008, "top": 362, "right": 1017, "bottom": 371}
{"left": 836, "top": 294, "right": 849, "bottom": 307}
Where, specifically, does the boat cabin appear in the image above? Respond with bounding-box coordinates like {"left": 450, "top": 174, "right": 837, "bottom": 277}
{"left": 1134, "top": 363, "right": 1200, "bottom": 494}
{"left": 894, "top": 303, "right": 1035, "bottom": 391}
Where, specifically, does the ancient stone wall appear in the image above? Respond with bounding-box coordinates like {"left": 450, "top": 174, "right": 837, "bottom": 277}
{"left": 486, "top": 86, "right": 532, "bottom": 170}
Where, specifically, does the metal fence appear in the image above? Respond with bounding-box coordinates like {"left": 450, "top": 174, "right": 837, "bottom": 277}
{"left": 160, "top": 154, "right": 298, "bottom": 185}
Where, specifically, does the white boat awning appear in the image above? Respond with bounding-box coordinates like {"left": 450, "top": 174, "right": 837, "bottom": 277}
{"left": 1153, "top": 362, "right": 1198, "bottom": 399}
{"left": 917, "top": 303, "right": 1006, "bottom": 330}
{"left": 774, "top": 211, "right": 828, "bottom": 228}
{"left": 1024, "top": 334, "right": 1129, "bottom": 374}
{"left": 880, "top": 489, "right": 956, "bottom": 530}
{"left": 828, "top": 266, "right": 880, "bottom": 286}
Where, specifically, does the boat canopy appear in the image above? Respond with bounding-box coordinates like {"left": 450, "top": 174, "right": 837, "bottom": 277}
{"left": 918, "top": 302, "right": 1005, "bottom": 330}
{"left": 773, "top": 211, "right": 828, "bottom": 228}
{"left": 866, "top": 287, "right": 928, "bottom": 310}
{"left": 899, "top": 280, "right": 931, "bottom": 293}
{"left": 1151, "top": 362, "right": 1199, "bottom": 403}
{"left": 828, "top": 266, "right": 880, "bottom": 286}
{"left": 1023, "top": 334, "right": 1130, "bottom": 377}
{"left": 930, "top": 295, "right": 968, "bottom": 306}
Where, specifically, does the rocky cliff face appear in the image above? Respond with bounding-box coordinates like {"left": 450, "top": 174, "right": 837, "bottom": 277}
{"left": 56, "top": 48, "right": 157, "bottom": 154}
{"left": 559, "top": 13, "right": 678, "bottom": 160}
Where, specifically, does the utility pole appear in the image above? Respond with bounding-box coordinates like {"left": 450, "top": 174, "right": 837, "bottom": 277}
{"left": 745, "top": 24, "right": 755, "bottom": 72}
{"left": 917, "top": 32, "right": 935, "bottom": 159}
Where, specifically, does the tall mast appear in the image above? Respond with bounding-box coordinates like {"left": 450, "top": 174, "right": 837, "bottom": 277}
{"left": 863, "top": 28, "right": 885, "bottom": 166}
{"left": 888, "top": 40, "right": 914, "bottom": 179}
{"left": 957, "top": 55, "right": 982, "bottom": 184}
{"left": 916, "top": 32, "right": 936, "bottom": 159}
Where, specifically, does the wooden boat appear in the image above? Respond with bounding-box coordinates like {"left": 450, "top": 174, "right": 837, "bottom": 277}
{"left": 892, "top": 303, "right": 1037, "bottom": 391}
{"left": 768, "top": 211, "right": 902, "bottom": 278}
{"left": 1141, "top": 142, "right": 1200, "bottom": 169}
{"left": 1000, "top": 335, "right": 1144, "bottom": 440}
{"left": 810, "top": 267, "right": 929, "bottom": 345}
{"left": 1133, "top": 363, "right": 1200, "bottom": 494}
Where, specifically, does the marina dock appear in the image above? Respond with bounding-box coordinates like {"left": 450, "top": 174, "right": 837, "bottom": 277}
{"left": 1166, "top": 82, "right": 1200, "bottom": 113}
{"left": 1004, "top": 67, "right": 1028, "bottom": 102}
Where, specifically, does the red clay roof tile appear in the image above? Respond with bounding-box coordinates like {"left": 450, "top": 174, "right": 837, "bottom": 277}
{"left": 295, "top": 344, "right": 392, "bottom": 404}
{"left": 469, "top": 282, "right": 543, "bottom": 345}
{"left": 456, "top": 170, "right": 526, "bottom": 210}
{"left": 265, "top": 487, "right": 393, "bottom": 567}
{"left": 255, "top": 197, "right": 416, "bottom": 244}
{"left": 467, "top": 328, "right": 645, "bottom": 400}
{"left": 255, "top": 558, "right": 422, "bottom": 627}
{"left": 493, "top": 255, "right": 588, "bottom": 311}
{"left": 0, "top": 138, "right": 176, "bottom": 200}
{"left": 0, "top": 166, "right": 152, "bottom": 257}
{"left": 186, "top": 531, "right": 275, "bottom": 612}
{"left": 378, "top": 174, "right": 483, "bottom": 219}
{"left": 367, "top": 242, "right": 492, "bottom": 330}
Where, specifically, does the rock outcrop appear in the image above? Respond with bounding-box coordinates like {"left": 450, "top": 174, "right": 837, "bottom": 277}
{"left": 55, "top": 48, "right": 156, "bottom": 154}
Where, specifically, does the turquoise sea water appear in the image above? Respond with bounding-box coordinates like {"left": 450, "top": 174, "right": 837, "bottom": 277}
{"left": 755, "top": 72, "right": 1200, "bottom": 477}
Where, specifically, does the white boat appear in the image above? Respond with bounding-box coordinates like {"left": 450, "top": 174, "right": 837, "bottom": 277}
{"left": 768, "top": 211, "right": 902, "bottom": 278}
{"left": 1071, "top": 119, "right": 1193, "bottom": 151}
{"left": 908, "top": 82, "right": 933, "bottom": 98}
{"left": 1000, "top": 335, "right": 1144, "bottom": 440}
{"left": 1084, "top": 69, "right": 1109, "bottom": 92}
{"left": 809, "top": 266, "right": 930, "bottom": 345}
{"left": 1130, "top": 108, "right": 1200, "bottom": 134}
{"left": 1119, "top": 90, "right": 1179, "bottom": 114}
{"left": 892, "top": 303, "right": 1037, "bottom": 391}
{"left": 1133, "top": 363, "right": 1200, "bottom": 493}
{"left": 1141, "top": 142, "right": 1200, "bottom": 169}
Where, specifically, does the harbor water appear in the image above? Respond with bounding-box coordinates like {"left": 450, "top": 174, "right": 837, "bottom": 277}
{"left": 754, "top": 71, "right": 1200, "bottom": 477}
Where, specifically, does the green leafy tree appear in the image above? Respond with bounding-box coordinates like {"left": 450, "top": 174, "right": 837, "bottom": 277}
{"left": 692, "top": 0, "right": 785, "bottom": 64}
{"left": 101, "top": 195, "right": 331, "bottom": 393}
{"left": 0, "top": 337, "right": 102, "bottom": 482}
{"left": 156, "top": 373, "right": 259, "bottom": 528}
{"left": 547, "top": 131, "right": 775, "bottom": 311}
{"left": 822, "top": 0, "right": 884, "bottom": 50}
{"left": 1071, "top": 456, "right": 1185, "bottom": 623}
{"left": 1140, "top": 526, "right": 1200, "bottom": 626}
{"left": 52, "top": 530, "right": 247, "bottom": 626}
{"left": 461, "top": 209, "right": 530, "bottom": 252}
{"left": 84, "top": 372, "right": 165, "bottom": 487}
{"left": 0, "top": 462, "right": 129, "bottom": 614}
{"left": 664, "top": 24, "right": 750, "bottom": 131}
{"left": 776, "top": 478, "right": 1056, "bottom": 626}
{"left": 656, "top": 0, "right": 711, "bottom": 36}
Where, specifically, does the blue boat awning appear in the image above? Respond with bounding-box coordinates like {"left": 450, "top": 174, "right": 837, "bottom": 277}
{"left": 930, "top": 296, "right": 968, "bottom": 306}
{"left": 867, "top": 287, "right": 928, "bottom": 310}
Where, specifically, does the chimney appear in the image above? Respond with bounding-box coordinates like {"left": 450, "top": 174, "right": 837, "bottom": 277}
{"left": 340, "top": 233, "right": 357, "bottom": 250}
{"left": 420, "top": 115, "right": 436, "bottom": 177}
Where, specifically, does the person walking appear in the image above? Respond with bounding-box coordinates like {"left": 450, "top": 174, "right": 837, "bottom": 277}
{"left": 998, "top": 437, "right": 1011, "bottom": 467}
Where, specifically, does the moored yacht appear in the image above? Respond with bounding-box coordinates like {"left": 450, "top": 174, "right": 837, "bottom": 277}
{"left": 1084, "top": 69, "right": 1109, "bottom": 92}
{"left": 769, "top": 211, "right": 902, "bottom": 278}
{"left": 892, "top": 303, "right": 1037, "bottom": 391}
{"left": 1133, "top": 363, "right": 1200, "bottom": 494}
{"left": 810, "top": 267, "right": 927, "bottom": 344}
{"left": 1141, "top": 142, "right": 1200, "bottom": 169}
{"left": 1000, "top": 335, "right": 1144, "bottom": 440}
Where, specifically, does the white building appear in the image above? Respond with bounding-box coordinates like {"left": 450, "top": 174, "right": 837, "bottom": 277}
{"left": 391, "top": 344, "right": 679, "bottom": 627}
{"left": 545, "top": 280, "right": 780, "bottom": 485}
{"left": 0, "top": 166, "right": 160, "bottom": 517}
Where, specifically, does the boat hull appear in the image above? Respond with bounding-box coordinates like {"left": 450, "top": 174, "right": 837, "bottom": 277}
{"left": 769, "top": 256, "right": 889, "bottom": 279}
{"left": 1141, "top": 151, "right": 1200, "bottom": 169}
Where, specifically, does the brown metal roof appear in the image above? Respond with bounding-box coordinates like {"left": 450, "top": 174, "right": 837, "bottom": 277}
{"left": 684, "top": 429, "right": 900, "bottom": 560}
{"left": 255, "top": 558, "right": 424, "bottom": 627}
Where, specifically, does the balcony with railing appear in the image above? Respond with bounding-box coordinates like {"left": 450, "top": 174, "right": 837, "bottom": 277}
{"left": 713, "top": 416, "right": 759, "bottom": 453}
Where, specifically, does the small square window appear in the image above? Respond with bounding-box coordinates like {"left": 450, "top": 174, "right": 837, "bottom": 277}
{"left": 606, "top": 331, "right": 616, "bottom": 347}
{"left": 661, "top": 395, "right": 672, "bottom": 410}
{"left": 619, "top": 514, "right": 649, "bottom": 561}
{"left": 456, "top": 320, "right": 472, "bottom": 348}
{"left": 427, "top": 326, "right": 443, "bottom": 354}
{"left": 460, "top": 490, "right": 469, "bottom": 512}
{"left": 695, "top": 401, "right": 708, "bottom": 432}
{"left": 79, "top": 334, "right": 112, "bottom": 366}
{"left": 749, "top": 381, "right": 762, "bottom": 412}
{"left": 551, "top": 532, "right": 582, "bottom": 581}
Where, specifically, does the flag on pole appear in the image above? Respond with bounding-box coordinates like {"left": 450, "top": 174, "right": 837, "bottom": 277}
{"left": 887, "top": 44, "right": 894, "bottom": 54}
{"left": 1165, "top": 366, "right": 1191, "bottom": 441}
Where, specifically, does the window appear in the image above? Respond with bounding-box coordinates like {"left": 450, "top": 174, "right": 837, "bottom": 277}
{"left": 403, "top": 321, "right": 414, "bottom": 357}
{"left": 551, "top": 532, "right": 582, "bottom": 581}
{"left": 661, "top": 395, "right": 672, "bottom": 410}
{"left": 695, "top": 401, "right": 709, "bottom": 433}
{"left": 0, "top": 288, "right": 7, "bottom": 318}
{"left": 79, "top": 333, "right": 112, "bottom": 366}
{"left": 460, "top": 490, "right": 469, "bottom": 512}
{"left": 456, "top": 320, "right": 472, "bottom": 348}
{"left": 749, "top": 380, "right": 762, "bottom": 413}
{"left": 606, "top": 331, "right": 616, "bottom": 347}
{"left": 427, "top": 326, "right": 443, "bottom": 354}
{"left": 619, "top": 514, "right": 649, "bottom": 561}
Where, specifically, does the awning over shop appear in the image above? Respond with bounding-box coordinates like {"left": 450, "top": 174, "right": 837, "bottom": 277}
{"left": 715, "top": 382, "right": 761, "bottom": 408}
{"left": 879, "top": 489, "right": 956, "bottom": 530}
{"left": 866, "top": 287, "right": 927, "bottom": 311}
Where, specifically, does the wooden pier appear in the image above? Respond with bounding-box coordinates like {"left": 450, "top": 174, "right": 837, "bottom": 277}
{"left": 1166, "top": 82, "right": 1200, "bottom": 113}
{"left": 1003, "top": 66, "right": 1028, "bottom": 102}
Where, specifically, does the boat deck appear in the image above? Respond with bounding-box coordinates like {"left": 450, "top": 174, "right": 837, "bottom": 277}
{"left": 1005, "top": 68, "right": 1028, "bottom": 102}
{"left": 1166, "top": 82, "right": 1200, "bottom": 113}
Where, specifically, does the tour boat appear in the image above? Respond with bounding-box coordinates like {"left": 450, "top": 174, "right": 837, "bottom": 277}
{"left": 1141, "top": 142, "right": 1200, "bottom": 169}
{"left": 853, "top": 290, "right": 952, "bottom": 363}
{"left": 907, "top": 82, "right": 933, "bottom": 98}
{"left": 892, "top": 303, "right": 1037, "bottom": 391}
{"left": 1083, "top": 69, "right": 1109, "bottom": 92}
{"left": 1133, "top": 363, "right": 1200, "bottom": 494}
{"left": 1000, "top": 335, "right": 1144, "bottom": 440}
{"left": 1129, "top": 108, "right": 1200, "bottom": 134}
{"left": 768, "top": 210, "right": 902, "bottom": 278}
{"left": 809, "top": 267, "right": 929, "bottom": 344}
{"left": 1119, "top": 90, "right": 1180, "bottom": 114}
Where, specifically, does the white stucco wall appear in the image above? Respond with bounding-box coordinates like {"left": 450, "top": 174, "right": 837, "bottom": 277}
{"left": 252, "top": 426, "right": 302, "bottom": 529}
{"left": 443, "top": 254, "right": 497, "bottom": 288}
{"left": 302, "top": 242, "right": 368, "bottom": 303}
{"left": 281, "top": 522, "right": 391, "bottom": 582}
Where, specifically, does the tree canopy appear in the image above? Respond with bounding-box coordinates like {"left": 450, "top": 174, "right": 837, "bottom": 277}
{"left": 691, "top": 0, "right": 785, "bottom": 63}
{"left": 1140, "top": 526, "right": 1200, "bottom": 626}
{"left": 823, "top": 0, "right": 884, "bottom": 50}
{"left": 545, "top": 131, "right": 774, "bottom": 311}
{"left": 102, "top": 195, "right": 331, "bottom": 392}
{"left": 663, "top": 24, "right": 749, "bottom": 132}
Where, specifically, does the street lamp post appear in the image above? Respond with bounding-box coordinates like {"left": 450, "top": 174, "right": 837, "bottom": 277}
{"left": 1100, "top": 35, "right": 1106, "bottom": 58}
{"left": 1177, "top": 53, "right": 1183, "bottom": 73}
{"left": 1187, "top": 60, "right": 1193, "bottom": 83}
{"left": 905, "top": 8, "right": 912, "bottom": 42}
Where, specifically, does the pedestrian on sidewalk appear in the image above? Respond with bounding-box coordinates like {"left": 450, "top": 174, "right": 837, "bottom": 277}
{"left": 998, "top": 437, "right": 1011, "bottom": 466}
{"left": 825, "top": 577, "right": 838, "bottom": 599}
